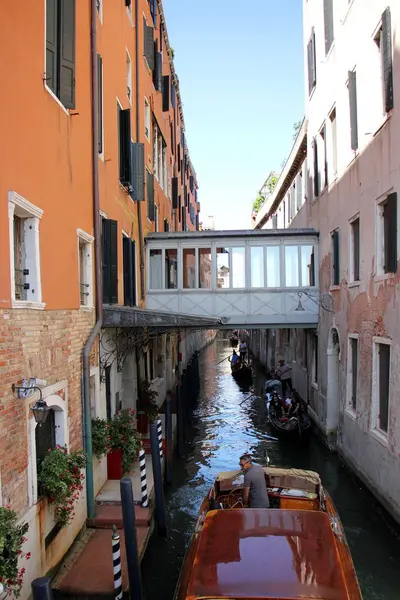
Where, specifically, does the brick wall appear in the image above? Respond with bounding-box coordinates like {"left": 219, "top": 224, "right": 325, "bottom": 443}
{"left": 0, "top": 308, "right": 96, "bottom": 513}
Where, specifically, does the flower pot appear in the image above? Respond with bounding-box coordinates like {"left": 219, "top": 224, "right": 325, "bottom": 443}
{"left": 136, "top": 413, "right": 149, "bottom": 434}
{"left": 107, "top": 449, "right": 123, "bottom": 480}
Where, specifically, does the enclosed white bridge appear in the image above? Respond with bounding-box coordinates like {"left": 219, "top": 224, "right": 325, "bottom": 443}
{"left": 145, "top": 229, "right": 319, "bottom": 328}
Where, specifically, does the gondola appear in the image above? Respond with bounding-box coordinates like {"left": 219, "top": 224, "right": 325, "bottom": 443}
{"left": 266, "top": 392, "right": 311, "bottom": 440}
{"left": 231, "top": 360, "right": 252, "bottom": 380}
{"left": 230, "top": 335, "right": 238, "bottom": 348}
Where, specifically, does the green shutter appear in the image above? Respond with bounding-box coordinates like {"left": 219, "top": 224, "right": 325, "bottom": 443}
{"left": 147, "top": 171, "right": 155, "bottom": 221}
{"left": 59, "top": 0, "right": 76, "bottom": 109}
{"left": 46, "top": 0, "right": 58, "bottom": 94}
{"left": 382, "top": 8, "right": 394, "bottom": 112}
{"left": 109, "top": 220, "right": 118, "bottom": 304}
{"left": 97, "top": 54, "right": 103, "bottom": 153}
{"left": 348, "top": 71, "right": 358, "bottom": 151}
{"left": 323, "top": 0, "right": 334, "bottom": 55}
{"left": 143, "top": 18, "right": 154, "bottom": 70}
{"left": 131, "top": 142, "right": 145, "bottom": 201}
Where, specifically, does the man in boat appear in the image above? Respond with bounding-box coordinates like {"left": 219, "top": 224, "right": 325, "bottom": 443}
{"left": 239, "top": 453, "right": 270, "bottom": 508}
{"left": 265, "top": 372, "right": 283, "bottom": 400}
{"left": 229, "top": 350, "right": 241, "bottom": 369}
{"left": 239, "top": 339, "right": 247, "bottom": 362}
{"left": 275, "top": 358, "right": 292, "bottom": 397}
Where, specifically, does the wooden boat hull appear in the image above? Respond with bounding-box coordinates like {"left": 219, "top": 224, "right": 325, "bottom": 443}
{"left": 231, "top": 365, "right": 252, "bottom": 379}
{"left": 266, "top": 399, "right": 310, "bottom": 440}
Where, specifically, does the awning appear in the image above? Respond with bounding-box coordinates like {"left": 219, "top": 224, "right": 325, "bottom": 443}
{"left": 102, "top": 305, "right": 227, "bottom": 329}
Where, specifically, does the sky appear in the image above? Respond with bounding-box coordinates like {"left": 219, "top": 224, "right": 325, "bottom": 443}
{"left": 163, "top": 0, "right": 305, "bottom": 230}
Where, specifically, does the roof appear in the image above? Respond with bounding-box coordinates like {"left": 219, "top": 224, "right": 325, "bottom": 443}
{"left": 102, "top": 306, "right": 225, "bottom": 329}
{"left": 187, "top": 509, "right": 348, "bottom": 600}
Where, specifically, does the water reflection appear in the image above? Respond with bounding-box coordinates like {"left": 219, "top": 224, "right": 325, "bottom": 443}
{"left": 141, "top": 340, "right": 400, "bottom": 600}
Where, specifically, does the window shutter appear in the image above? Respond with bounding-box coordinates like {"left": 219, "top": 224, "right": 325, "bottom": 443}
{"left": 332, "top": 230, "right": 340, "bottom": 285}
{"left": 323, "top": 0, "right": 334, "bottom": 55}
{"left": 310, "top": 248, "right": 316, "bottom": 286}
{"left": 353, "top": 219, "right": 360, "bottom": 280}
{"left": 97, "top": 54, "right": 103, "bottom": 154}
{"left": 189, "top": 175, "right": 194, "bottom": 193}
{"left": 196, "top": 213, "right": 199, "bottom": 231}
{"left": 384, "top": 192, "right": 397, "bottom": 273}
{"left": 164, "top": 219, "right": 169, "bottom": 232}
{"left": 150, "top": 0, "right": 157, "bottom": 27}
{"left": 162, "top": 75, "right": 170, "bottom": 111}
{"left": 323, "top": 123, "right": 328, "bottom": 188}
{"left": 147, "top": 170, "right": 155, "bottom": 221}
{"left": 313, "top": 139, "right": 319, "bottom": 197}
{"left": 109, "top": 220, "right": 118, "bottom": 304}
{"left": 119, "top": 108, "right": 132, "bottom": 186}
{"left": 153, "top": 49, "right": 162, "bottom": 92}
{"left": 123, "top": 236, "right": 134, "bottom": 307}
{"left": 102, "top": 219, "right": 111, "bottom": 304}
{"left": 59, "top": 0, "right": 76, "bottom": 109}
{"left": 131, "top": 142, "right": 145, "bottom": 201}
{"left": 307, "top": 30, "right": 316, "bottom": 95}
{"left": 177, "top": 144, "right": 181, "bottom": 170}
{"left": 171, "top": 80, "right": 176, "bottom": 108}
{"left": 172, "top": 177, "right": 178, "bottom": 209}
{"left": 348, "top": 71, "right": 358, "bottom": 151}
{"left": 46, "top": 0, "right": 58, "bottom": 95}
{"left": 170, "top": 122, "right": 174, "bottom": 154}
{"left": 144, "top": 19, "right": 154, "bottom": 70}
{"left": 382, "top": 8, "right": 394, "bottom": 112}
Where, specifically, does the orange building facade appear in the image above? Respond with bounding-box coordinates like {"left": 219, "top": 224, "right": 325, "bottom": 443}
{"left": 0, "top": 0, "right": 202, "bottom": 595}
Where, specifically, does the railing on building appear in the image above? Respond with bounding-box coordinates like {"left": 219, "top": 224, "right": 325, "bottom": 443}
{"left": 145, "top": 229, "right": 319, "bottom": 327}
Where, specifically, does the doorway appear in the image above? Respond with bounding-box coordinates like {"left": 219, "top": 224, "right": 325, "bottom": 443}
{"left": 326, "top": 327, "right": 340, "bottom": 434}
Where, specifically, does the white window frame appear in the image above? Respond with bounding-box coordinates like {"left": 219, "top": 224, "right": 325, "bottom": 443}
{"left": 96, "top": 0, "right": 103, "bottom": 24}
{"left": 371, "top": 336, "right": 391, "bottom": 441}
{"left": 346, "top": 333, "right": 359, "bottom": 417}
{"left": 349, "top": 213, "right": 360, "bottom": 284}
{"left": 8, "top": 191, "right": 44, "bottom": 310}
{"left": 328, "top": 106, "right": 337, "bottom": 178}
{"left": 373, "top": 22, "right": 386, "bottom": 120}
{"left": 375, "top": 191, "right": 396, "bottom": 277}
{"left": 126, "top": 50, "right": 132, "bottom": 106}
{"left": 126, "top": 0, "right": 134, "bottom": 25}
{"left": 77, "top": 228, "right": 94, "bottom": 309}
{"left": 144, "top": 97, "right": 151, "bottom": 140}
{"left": 155, "top": 204, "right": 159, "bottom": 232}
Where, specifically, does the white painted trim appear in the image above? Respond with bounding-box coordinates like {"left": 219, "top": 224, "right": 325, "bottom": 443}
{"left": 100, "top": 209, "right": 108, "bottom": 219}
{"left": 372, "top": 336, "right": 392, "bottom": 345}
{"left": 11, "top": 301, "right": 46, "bottom": 310}
{"left": 77, "top": 232, "right": 94, "bottom": 308}
{"left": 371, "top": 337, "right": 391, "bottom": 437}
{"left": 77, "top": 228, "right": 94, "bottom": 244}
{"left": 8, "top": 191, "right": 43, "bottom": 219}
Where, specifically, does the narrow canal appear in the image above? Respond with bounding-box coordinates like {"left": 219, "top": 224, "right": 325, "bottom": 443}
{"left": 141, "top": 339, "right": 400, "bottom": 600}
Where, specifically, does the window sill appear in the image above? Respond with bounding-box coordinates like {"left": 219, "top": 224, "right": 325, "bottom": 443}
{"left": 374, "top": 273, "right": 395, "bottom": 283}
{"left": 311, "top": 382, "right": 318, "bottom": 391}
{"left": 325, "top": 41, "right": 335, "bottom": 61}
{"left": 44, "top": 84, "right": 70, "bottom": 116}
{"left": 345, "top": 408, "right": 357, "bottom": 421}
{"left": 329, "top": 285, "right": 340, "bottom": 292}
{"left": 373, "top": 111, "right": 392, "bottom": 138}
{"left": 12, "top": 300, "right": 46, "bottom": 310}
{"left": 80, "top": 305, "right": 94, "bottom": 312}
{"left": 348, "top": 281, "right": 360, "bottom": 288}
{"left": 370, "top": 428, "right": 389, "bottom": 448}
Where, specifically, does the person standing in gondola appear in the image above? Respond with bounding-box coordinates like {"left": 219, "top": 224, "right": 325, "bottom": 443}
{"left": 239, "top": 340, "right": 247, "bottom": 362}
{"left": 275, "top": 358, "right": 292, "bottom": 397}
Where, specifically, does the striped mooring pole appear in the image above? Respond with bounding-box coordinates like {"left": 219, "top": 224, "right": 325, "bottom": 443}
{"left": 139, "top": 443, "right": 148, "bottom": 507}
{"left": 156, "top": 416, "right": 163, "bottom": 460}
{"left": 112, "top": 525, "right": 123, "bottom": 600}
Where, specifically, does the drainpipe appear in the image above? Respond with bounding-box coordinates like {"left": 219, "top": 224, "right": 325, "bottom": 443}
{"left": 135, "top": 0, "right": 145, "bottom": 301}
{"left": 82, "top": 0, "right": 102, "bottom": 520}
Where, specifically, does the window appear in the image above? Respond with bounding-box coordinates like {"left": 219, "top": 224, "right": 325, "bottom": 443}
{"left": 313, "top": 138, "right": 319, "bottom": 197}
{"left": 348, "top": 70, "right": 358, "bottom": 151}
{"left": 320, "top": 124, "right": 328, "bottom": 188}
{"left": 296, "top": 172, "right": 303, "bottom": 211}
{"left": 118, "top": 106, "right": 132, "bottom": 189}
{"left": 307, "top": 29, "right": 316, "bottom": 95}
{"left": 311, "top": 333, "right": 318, "bottom": 385}
{"left": 377, "top": 192, "right": 397, "bottom": 274}
{"left": 165, "top": 250, "right": 178, "bottom": 289}
{"left": 46, "top": 0, "right": 76, "bottom": 109}
{"left": 8, "top": 192, "right": 44, "bottom": 308}
{"left": 154, "top": 204, "right": 159, "bottom": 232}
{"left": 147, "top": 169, "right": 155, "bottom": 221}
{"left": 153, "top": 40, "right": 162, "bottom": 92}
{"left": 126, "top": 51, "right": 132, "bottom": 104}
{"left": 372, "top": 340, "right": 391, "bottom": 434}
{"left": 149, "top": 0, "right": 156, "bottom": 26}
{"left": 143, "top": 17, "right": 154, "bottom": 70}
{"left": 97, "top": 54, "right": 103, "bottom": 154}
{"left": 331, "top": 229, "right": 340, "bottom": 285}
{"left": 350, "top": 217, "right": 360, "bottom": 281}
{"left": 36, "top": 408, "right": 56, "bottom": 473}
{"left": 183, "top": 249, "right": 196, "bottom": 289}
{"left": 162, "top": 75, "right": 170, "bottom": 112}
{"left": 126, "top": 0, "right": 133, "bottom": 22}
{"left": 152, "top": 121, "right": 159, "bottom": 180}
{"left": 347, "top": 336, "right": 358, "bottom": 412}
{"left": 78, "top": 229, "right": 94, "bottom": 307}
{"left": 329, "top": 107, "right": 337, "bottom": 176}
{"left": 96, "top": 0, "right": 102, "bottom": 21}
{"left": 250, "top": 247, "right": 264, "bottom": 287}
{"left": 123, "top": 235, "right": 136, "bottom": 307}
{"left": 374, "top": 8, "right": 394, "bottom": 114}
{"left": 285, "top": 246, "right": 299, "bottom": 287}
{"left": 144, "top": 98, "right": 150, "bottom": 140}
{"left": 323, "top": 0, "right": 334, "bottom": 55}
{"left": 102, "top": 218, "right": 118, "bottom": 304}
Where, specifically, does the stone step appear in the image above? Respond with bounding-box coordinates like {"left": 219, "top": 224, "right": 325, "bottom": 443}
{"left": 87, "top": 503, "right": 151, "bottom": 529}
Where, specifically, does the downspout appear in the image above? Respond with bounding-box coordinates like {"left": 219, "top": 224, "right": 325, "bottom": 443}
{"left": 135, "top": 0, "right": 145, "bottom": 301}
{"left": 83, "top": 0, "right": 102, "bottom": 520}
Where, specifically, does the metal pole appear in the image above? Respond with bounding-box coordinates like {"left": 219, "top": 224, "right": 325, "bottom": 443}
{"left": 31, "top": 578, "right": 53, "bottom": 600}
{"left": 156, "top": 416, "right": 163, "bottom": 460}
{"left": 165, "top": 393, "right": 173, "bottom": 485}
{"left": 112, "top": 525, "right": 123, "bottom": 600}
{"left": 120, "top": 477, "right": 143, "bottom": 600}
{"left": 150, "top": 422, "right": 167, "bottom": 536}
{"left": 138, "top": 445, "right": 148, "bottom": 507}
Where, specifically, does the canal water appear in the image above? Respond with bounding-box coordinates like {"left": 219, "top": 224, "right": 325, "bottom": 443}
{"left": 141, "top": 340, "right": 400, "bottom": 600}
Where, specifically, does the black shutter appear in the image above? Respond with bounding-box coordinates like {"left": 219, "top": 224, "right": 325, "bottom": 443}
{"left": 109, "top": 220, "right": 118, "bottom": 304}
{"left": 323, "top": 123, "right": 328, "bottom": 188}
{"left": 313, "top": 139, "right": 319, "bottom": 197}
{"left": 147, "top": 170, "right": 155, "bottom": 221}
{"left": 143, "top": 19, "right": 154, "bottom": 70}
{"left": 102, "top": 219, "right": 110, "bottom": 304}
{"left": 170, "top": 122, "right": 174, "bottom": 154}
{"left": 123, "top": 236, "right": 133, "bottom": 306}
{"left": 323, "top": 0, "right": 334, "bottom": 55}
{"left": 162, "top": 75, "right": 170, "bottom": 111}
{"left": 307, "top": 30, "right": 316, "bottom": 94}
{"left": 97, "top": 54, "right": 103, "bottom": 154}
{"left": 159, "top": 23, "right": 163, "bottom": 53}
{"left": 378, "top": 344, "right": 390, "bottom": 432}
{"left": 150, "top": 0, "right": 156, "bottom": 26}
{"left": 348, "top": 71, "right": 358, "bottom": 151}
{"left": 195, "top": 213, "right": 199, "bottom": 231}
{"left": 164, "top": 219, "right": 169, "bottom": 232}
{"left": 332, "top": 230, "right": 340, "bottom": 285}
{"left": 131, "top": 142, "right": 145, "bottom": 201}
{"left": 177, "top": 144, "right": 181, "bottom": 170}
{"left": 172, "top": 177, "right": 178, "bottom": 209}
{"left": 352, "top": 219, "right": 360, "bottom": 280}
{"left": 310, "top": 248, "right": 316, "bottom": 286}
{"left": 119, "top": 108, "right": 132, "bottom": 186}
{"left": 125, "top": 0, "right": 131, "bottom": 6}
{"left": 178, "top": 195, "right": 181, "bottom": 221}
{"left": 189, "top": 175, "right": 194, "bottom": 193}
{"left": 59, "top": 0, "right": 76, "bottom": 109}
{"left": 153, "top": 45, "right": 162, "bottom": 91}
{"left": 384, "top": 192, "right": 397, "bottom": 273}
{"left": 382, "top": 8, "right": 394, "bottom": 112}
{"left": 171, "top": 80, "right": 176, "bottom": 108}
{"left": 46, "top": 0, "right": 58, "bottom": 95}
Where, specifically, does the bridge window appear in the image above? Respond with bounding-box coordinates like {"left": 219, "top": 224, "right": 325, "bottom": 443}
{"left": 183, "top": 249, "right": 196, "bottom": 288}
{"left": 301, "top": 246, "right": 316, "bottom": 286}
{"left": 285, "top": 246, "right": 299, "bottom": 287}
{"left": 165, "top": 249, "right": 178, "bottom": 289}
{"left": 150, "top": 249, "right": 162, "bottom": 289}
{"left": 216, "top": 248, "right": 230, "bottom": 288}
{"left": 199, "top": 248, "right": 211, "bottom": 288}
{"left": 232, "top": 248, "right": 245, "bottom": 288}
{"left": 266, "top": 246, "right": 280, "bottom": 287}
{"left": 250, "top": 247, "right": 264, "bottom": 287}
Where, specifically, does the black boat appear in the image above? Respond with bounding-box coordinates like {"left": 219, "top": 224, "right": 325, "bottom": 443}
{"left": 266, "top": 391, "right": 310, "bottom": 440}
{"left": 231, "top": 360, "right": 252, "bottom": 380}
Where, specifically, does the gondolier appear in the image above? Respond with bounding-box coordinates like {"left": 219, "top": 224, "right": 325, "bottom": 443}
{"left": 275, "top": 358, "right": 292, "bottom": 397}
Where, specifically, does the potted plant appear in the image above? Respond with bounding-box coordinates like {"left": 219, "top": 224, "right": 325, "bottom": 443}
{"left": 136, "top": 380, "right": 159, "bottom": 434}
{"left": 0, "top": 506, "right": 31, "bottom": 598}
{"left": 106, "top": 409, "right": 141, "bottom": 479}
{"left": 38, "top": 446, "right": 86, "bottom": 527}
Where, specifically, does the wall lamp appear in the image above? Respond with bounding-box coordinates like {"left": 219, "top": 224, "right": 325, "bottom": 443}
{"left": 11, "top": 378, "right": 50, "bottom": 425}
{"left": 295, "top": 292, "right": 306, "bottom": 312}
